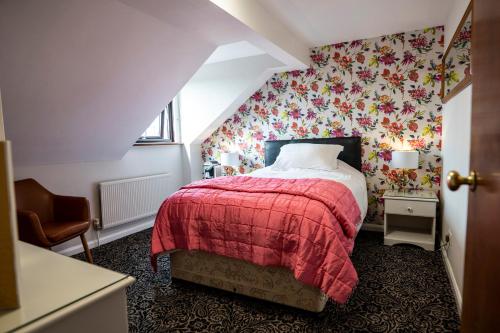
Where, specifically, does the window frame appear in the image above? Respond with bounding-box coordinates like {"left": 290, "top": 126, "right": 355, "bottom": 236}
{"left": 136, "top": 102, "right": 174, "bottom": 143}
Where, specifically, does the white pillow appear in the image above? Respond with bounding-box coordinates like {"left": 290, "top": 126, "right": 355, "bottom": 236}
{"left": 271, "top": 143, "right": 344, "bottom": 171}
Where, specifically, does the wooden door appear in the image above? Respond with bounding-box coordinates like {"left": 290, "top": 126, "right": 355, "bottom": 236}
{"left": 460, "top": 0, "right": 500, "bottom": 330}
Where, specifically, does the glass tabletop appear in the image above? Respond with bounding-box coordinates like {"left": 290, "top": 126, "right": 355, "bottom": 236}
{"left": 383, "top": 189, "right": 438, "bottom": 201}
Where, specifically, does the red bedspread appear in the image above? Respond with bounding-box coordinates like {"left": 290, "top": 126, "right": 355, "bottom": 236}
{"left": 151, "top": 176, "right": 361, "bottom": 303}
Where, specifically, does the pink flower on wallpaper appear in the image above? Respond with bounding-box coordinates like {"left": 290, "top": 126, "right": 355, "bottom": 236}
{"left": 380, "top": 53, "right": 396, "bottom": 66}
{"left": 356, "top": 68, "right": 374, "bottom": 82}
{"left": 312, "top": 126, "right": 319, "bottom": 135}
{"left": 436, "top": 124, "right": 442, "bottom": 136}
{"left": 379, "top": 150, "right": 392, "bottom": 162}
{"left": 379, "top": 101, "right": 395, "bottom": 114}
{"left": 350, "top": 82, "right": 363, "bottom": 94}
{"left": 401, "top": 101, "right": 416, "bottom": 114}
{"left": 330, "top": 128, "right": 345, "bottom": 137}
{"left": 311, "top": 97, "right": 325, "bottom": 108}
{"left": 410, "top": 35, "right": 428, "bottom": 49}
{"left": 349, "top": 40, "right": 363, "bottom": 48}
{"left": 306, "top": 109, "right": 317, "bottom": 120}
{"left": 339, "top": 102, "right": 352, "bottom": 115}
{"left": 361, "top": 162, "right": 372, "bottom": 173}
{"left": 311, "top": 82, "right": 319, "bottom": 92}
{"left": 311, "top": 53, "right": 325, "bottom": 64}
{"left": 233, "top": 114, "right": 241, "bottom": 124}
{"left": 306, "top": 67, "right": 316, "bottom": 77}
{"left": 251, "top": 91, "right": 264, "bottom": 102}
{"left": 352, "top": 128, "right": 362, "bottom": 137}
{"left": 267, "top": 91, "right": 276, "bottom": 102}
{"left": 356, "top": 100, "right": 365, "bottom": 110}
{"left": 238, "top": 104, "right": 247, "bottom": 113}
{"left": 290, "top": 108, "right": 301, "bottom": 119}
{"left": 290, "top": 70, "right": 301, "bottom": 78}
{"left": 332, "top": 82, "right": 345, "bottom": 95}
{"left": 357, "top": 116, "right": 373, "bottom": 127}
{"left": 271, "top": 80, "right": 284, "bottom": 90}
{"left": 402, "top": 51, "right": 416, "bottom": 65}
{"left": 409, "top": 87, "right": 427, "bottom": 100}
{"left": 273, "top": 120, "right": 284, "bottom": 131}
{"left": 253, "top": 131, "right": 264, "bottom": 141}
{"left": 389, "top": 122, "right": 404, "bottom": 136}
{"left": 268, "top": 132, "right": 278, "bottom": 141}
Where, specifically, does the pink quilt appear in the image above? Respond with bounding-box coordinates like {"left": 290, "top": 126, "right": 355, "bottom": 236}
{"left": 151, "top": 176, "right": 361, "bottom": 303}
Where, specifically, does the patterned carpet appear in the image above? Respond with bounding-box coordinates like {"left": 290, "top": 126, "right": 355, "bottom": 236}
{"left": 74, "top": 229, "right": 460, "bottom": 332}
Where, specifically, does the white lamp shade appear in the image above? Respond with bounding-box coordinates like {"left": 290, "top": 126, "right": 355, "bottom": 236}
{"left": 220, "top": 152, "right": 239, "bottom": 167}
{"left": 391, "top": 150, "right": 418, "bottom": 169}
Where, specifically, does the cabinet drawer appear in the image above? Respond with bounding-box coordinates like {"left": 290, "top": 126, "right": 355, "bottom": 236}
{"left": 385, "top": 199, "right": 436, "bottom": 217}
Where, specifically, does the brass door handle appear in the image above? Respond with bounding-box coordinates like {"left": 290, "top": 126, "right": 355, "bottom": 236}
{"left": 447, "top": 170, "right": 478, "bottom": 191}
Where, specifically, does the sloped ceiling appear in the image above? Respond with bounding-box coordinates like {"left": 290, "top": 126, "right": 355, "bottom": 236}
{"left": 257, "top": 0, "right": 454, "bottom": 46}
{"left": 0, "top": 0, "right": 309, "bottom": 166}
{"left": 0, "top": 0, "right": 214, "bottom": 165}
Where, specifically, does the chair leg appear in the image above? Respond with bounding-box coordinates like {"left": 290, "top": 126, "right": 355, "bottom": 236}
{"left": 80, "top": 234, "right": 93, "bottom": 264}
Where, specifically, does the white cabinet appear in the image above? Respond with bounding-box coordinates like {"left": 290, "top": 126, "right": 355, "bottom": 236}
{"left": 383, "top": 190, "right": 438, "bottom": 251}
{"left": 0, "top": 242, "right": 135, "bottom": 333}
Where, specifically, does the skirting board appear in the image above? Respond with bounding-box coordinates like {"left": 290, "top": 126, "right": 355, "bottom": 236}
{"left": 441, "top": 246, "right": 462, "bottom": 314}
{"left": 57, "top": 218, "right": 155, "bottom": 257}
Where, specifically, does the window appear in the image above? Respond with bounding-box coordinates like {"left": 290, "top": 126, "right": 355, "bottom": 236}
{"left": 137, "top": 102, "right": 174, "bottom": 143}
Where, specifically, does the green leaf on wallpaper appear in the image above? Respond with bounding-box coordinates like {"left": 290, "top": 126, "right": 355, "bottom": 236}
{"left": 321, "top": 85, "right": 331, "bottom": 96}
{"left": 368, "top": 151, "right": 377, "bottom": 161}
{"left": 368, "top": 55, "right": 378, "bottom": 67}
{"left": 449, "top": 71, "right": 460, "bottom": 83}
{"left": 422, "top": 73, "right": 434, "bottom": 86}
{"left": 421, "top": 174, "right": 432, "bottom": 187}
{"left": 422, "top": 125, "right": 433, "bottom": 138}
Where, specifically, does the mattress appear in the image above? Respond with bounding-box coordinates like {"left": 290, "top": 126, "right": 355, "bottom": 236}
{"left": 171, "top": 250, "right": 328, "bottom": 312}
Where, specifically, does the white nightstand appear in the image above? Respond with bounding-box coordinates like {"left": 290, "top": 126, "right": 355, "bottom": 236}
{"left": 383, "top": 190, "right": 439, "bottom": 251}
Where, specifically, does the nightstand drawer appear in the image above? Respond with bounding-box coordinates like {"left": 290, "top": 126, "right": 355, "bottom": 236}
{"left": 385, "top": 199, "right": 436, "bottom": 217}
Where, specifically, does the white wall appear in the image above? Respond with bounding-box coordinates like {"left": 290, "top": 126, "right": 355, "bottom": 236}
{"left": 179, "top": 54, "right": 282, "bottom": 144}
{"left": 179, "top": 53, "right": 283, "bottom": 181}
{"left": 13, "top": 145, "right": 187, "bottom": 255}
{"left": 440, "top": 0, "right": 471, "bottom": 311}
{"left": 441, "top": 86, "right": 471, "bottom": 296}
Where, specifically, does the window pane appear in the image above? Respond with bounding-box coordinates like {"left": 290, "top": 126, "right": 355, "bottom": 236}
{"left": 140, "top": 114, "right": 162, "bottom": 138}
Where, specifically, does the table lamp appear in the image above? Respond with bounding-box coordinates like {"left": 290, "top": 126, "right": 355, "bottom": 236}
{"left": 391, "top": 150, "right": 419, "bottom": 192}
{"left": 220, "top": 152, "right": 239, "bottom": 176}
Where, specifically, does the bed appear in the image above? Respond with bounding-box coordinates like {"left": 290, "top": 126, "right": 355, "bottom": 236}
{"left": 152, "top": 137, "right": 367, "bottom": 312}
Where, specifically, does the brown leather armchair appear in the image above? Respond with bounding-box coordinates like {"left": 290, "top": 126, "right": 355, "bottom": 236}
{"left": 14, "top": 178, "right": 93, "bottom": 263}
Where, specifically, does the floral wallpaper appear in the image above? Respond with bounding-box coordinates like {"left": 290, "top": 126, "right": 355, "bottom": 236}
{"left": 201, "top": 27, "right": 444, "bottom": 225}
{"left": 444, "top": 12, "right": 471, "bottom": 96}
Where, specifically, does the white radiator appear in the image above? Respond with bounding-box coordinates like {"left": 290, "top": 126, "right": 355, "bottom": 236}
{"left": 99, "top": 173, "right": 170, "bottom": 229}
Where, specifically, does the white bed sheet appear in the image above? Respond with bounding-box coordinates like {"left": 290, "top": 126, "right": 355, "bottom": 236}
{"left": 246, "top": 160, "right": 368, "bottom": 230}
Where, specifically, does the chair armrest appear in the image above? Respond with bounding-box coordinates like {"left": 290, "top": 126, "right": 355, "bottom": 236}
{"left": 53, "top": 195, "right": 91, "bottom": 222}
{"left": 17, "top": 210, "right": 51, "bottom": 247}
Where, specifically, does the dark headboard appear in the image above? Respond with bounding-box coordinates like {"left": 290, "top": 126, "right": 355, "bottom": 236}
{"left": 264, "top": 137, "right": 362, "bottom": 171}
